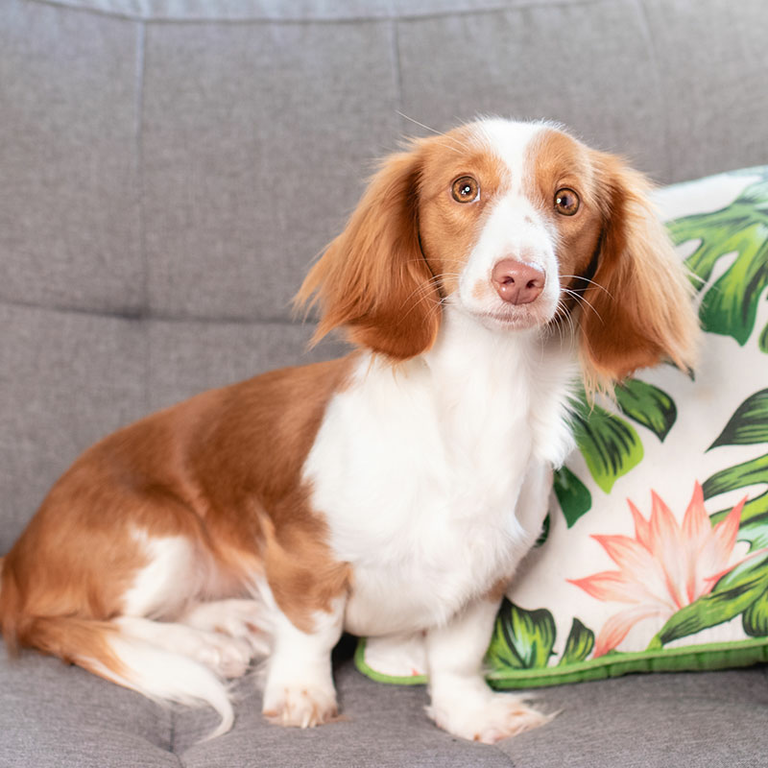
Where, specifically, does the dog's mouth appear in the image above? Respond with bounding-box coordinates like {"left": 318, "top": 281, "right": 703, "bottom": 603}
{"left": 473, "top": 303, "right": 556, "bottom": 331}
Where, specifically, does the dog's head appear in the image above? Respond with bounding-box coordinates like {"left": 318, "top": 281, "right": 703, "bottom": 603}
{"left": 296, "top": 118, "right": 699, "bottom": 388}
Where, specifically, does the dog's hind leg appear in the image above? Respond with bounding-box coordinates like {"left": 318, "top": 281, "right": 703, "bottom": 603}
{"left": 179, "top": 599, "right": 271, "bottom": 657}
{"left": 114, "top": 615, "right": 254, "bottom": 678}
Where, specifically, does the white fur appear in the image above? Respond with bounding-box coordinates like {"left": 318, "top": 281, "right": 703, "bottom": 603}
{"left": 181, "top": 599, "right": 271, "bottom": 657}
{"left": 301, "top": 307, "right": 572, "bottom": 741}
{"left": 89, "top": 632, "right": 236, "bottom": 740}
{"left": 297, "top": 121, "right": 582, "bottom": 741}
{"left": 460, "top": 120, "right": 562, "bottom": 327}
{"left": 115, "top": 616, "right": 253, "bottom": 678}
{"left": 304, "top": 305, "right": 575, "bottom": 640}
{"left": 80, "top": 119, "right": 583, "bottom": 743}
{"left": 112, "top": 538, "right": 269, "bottom": 738}
{"left": 261, "top": 597, "right": 345, "bottom": 727}
{"left": 426, "top": 597, "right": 553, "bottom": 743}
{"left": 122, "top": 532, "right": 202, "bottom": 618}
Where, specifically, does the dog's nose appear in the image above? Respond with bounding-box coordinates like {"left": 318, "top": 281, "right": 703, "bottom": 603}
{"left": 491, "top": 259, "right": 545, "bottom": 305}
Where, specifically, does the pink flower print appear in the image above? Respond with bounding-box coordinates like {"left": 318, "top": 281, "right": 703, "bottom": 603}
{"left": 568, "top": 483, "right": 753, "bottom": 657}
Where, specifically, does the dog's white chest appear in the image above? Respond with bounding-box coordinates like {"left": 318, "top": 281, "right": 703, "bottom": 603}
{"left": 339, "top": 496, "right": 533, "bottom": 636}
{"left": 302, "top": 319, "right": 575, "bottom": 637}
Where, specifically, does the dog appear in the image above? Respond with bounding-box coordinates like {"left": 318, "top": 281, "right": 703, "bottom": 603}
{"left": 0, "top": 118, "right": 699, "bottom": 743}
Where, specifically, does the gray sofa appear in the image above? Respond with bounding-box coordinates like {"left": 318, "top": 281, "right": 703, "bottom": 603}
{"left": 2, "top": 1, "right": 768, "bottom": 765}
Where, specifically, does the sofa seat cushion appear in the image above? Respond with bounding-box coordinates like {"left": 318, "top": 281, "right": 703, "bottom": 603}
{"left": 3, "top": 639, "right": 768, "bottom": 767}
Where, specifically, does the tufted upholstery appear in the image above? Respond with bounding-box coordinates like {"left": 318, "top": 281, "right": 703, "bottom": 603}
{"left": 2, "top": 1, "right": 767, "bottom": 764}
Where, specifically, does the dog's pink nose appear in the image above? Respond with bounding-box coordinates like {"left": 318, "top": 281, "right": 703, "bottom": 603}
{"left": 491, "top": 259, "right": 545, "bottom": 305}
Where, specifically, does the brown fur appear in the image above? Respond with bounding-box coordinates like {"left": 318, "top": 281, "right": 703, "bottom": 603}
{"left": 295, "top": 145, "right": 441, "bottom": 360}
{"left": 295, "top": 127, "right": 508, "bottom": 360}
{"left": 577, "top": 150, "right": 699, "bottom": 389}
{"left": 0, "top": 357, "right": 355, "bottom": 671}
{"left": 525, "top": 129, "right": 605, "bottom": 291}
{"left": 0, "top": 119, "right": 699, "bottom": 697}
{"left": 298, "top": 122, "right": 697, "bottom": 385}
{"left": 416, "top": 129, "right": 508, "bottom": 298}
{"left": 525, "top": 128, "right": 698, "bottom": 390}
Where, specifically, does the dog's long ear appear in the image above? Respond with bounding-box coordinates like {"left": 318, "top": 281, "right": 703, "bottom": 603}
{"left": 579, "top": 151, "right": 700, "bottom": 391}
{"left": 294, "top": 143, "right": 440, "bottom": 360}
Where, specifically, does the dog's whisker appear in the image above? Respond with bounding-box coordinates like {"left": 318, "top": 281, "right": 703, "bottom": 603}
{"left": 395, "top": 113, "right": 474, "bottom": 155}
{"left": 550, "top": 300, "right": 575, "bottom": 345}
{"left": 399, "top": 272, "right": 464, "bottom": 309}
{"left": 560, "top": 274, "right": 614, "bottom": 299}
{"left": 4, "top": 115, "right": 701, "bottom": 749}
{"left": 399, "top": 276, "right": 449, "bottom": 308}
{"left": 561, "top": 288, "right": 604, "bottom": 325}
{"left": 396, "top": 111, "right": 442, "bottom": 136}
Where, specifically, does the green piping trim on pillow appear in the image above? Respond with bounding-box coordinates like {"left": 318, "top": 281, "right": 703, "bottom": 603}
{"left": 355, "top": 636, "right": 768, "bottom": 688}
{"left": 354, "top": 638, "right": 427, "bottom": 685}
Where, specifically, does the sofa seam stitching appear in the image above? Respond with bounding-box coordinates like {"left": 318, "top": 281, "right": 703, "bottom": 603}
{"left": 26, "top": 0, "right": 605, "bottom": 25}
{"left": 390, "top": 11, "right": 405, "bottom": 136}
{"left": 134, "top": 18, "right": 151, "bottom": 416}
{"left": 491, "top": 743, "right": 517, "bottom": 767}
{"left": 634, "top": 0, "right": 672, "bottom": 182}
{"left": 0, "top": 296, "right": 319, "bottom": 328}
{"left": 169, "top": 703, "right": 179, "bottom": 760}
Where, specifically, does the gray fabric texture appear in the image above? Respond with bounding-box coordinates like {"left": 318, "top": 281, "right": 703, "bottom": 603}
{"left": 145, "top": 320, "right": 348, "bottom": 412}
{"left": 175, "top": 654, "right": 514, "bottom": 768}
{"left": 0, "top": 0, "right": 143, "bottom": 315}
{"left": 0, "top": 304, "right": 147, "bottom": 553}
{"left": 0, "top": 643, "right": 178, "bottom": 767}
{"left": 640, "top": 0, "right": 768, "bottom": 183}
{"left": 0, "top": 305, "right": 345, "bottom": 552}
{"left": 142, "top": 19, "right": 400, "bottom": 321}
{"left": 496, "top": 666, "right": 768, "bottom": 767}
{"left": 397, "top": 0, "right": 670, "bottom": 176}
{"left": 2, "top": 0, "right": 768, "bottom": 765}
{"left": 4, "top": 639, "right": 766, "bottom": 768}
{"left": 34, "top": 0, "right": 607, "bottom": 22}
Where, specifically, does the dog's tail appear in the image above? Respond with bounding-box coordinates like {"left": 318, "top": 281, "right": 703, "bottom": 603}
{"left": 36, "top": 617, "right": 235, "bottom": 737}
{"left": 0, "top": 562, "right": 234, "bottom": 739}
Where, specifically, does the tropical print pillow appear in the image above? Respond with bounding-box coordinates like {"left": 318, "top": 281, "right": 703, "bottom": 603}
{"left": 356, "top": 165, "right": 768, "bottom": 688}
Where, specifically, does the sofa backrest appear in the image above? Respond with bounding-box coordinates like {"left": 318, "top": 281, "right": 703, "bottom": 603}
{"left": 1, "top": 0, "right": 767, "bottom": 548}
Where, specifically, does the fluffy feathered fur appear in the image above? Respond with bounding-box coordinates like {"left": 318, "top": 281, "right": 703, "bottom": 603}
{"left": 0, "top": 118, "right": 698, "bottom": 743}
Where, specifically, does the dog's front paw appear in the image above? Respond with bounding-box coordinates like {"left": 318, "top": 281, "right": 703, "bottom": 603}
{"left": 262, "top": 683, "right": 338, "bottom": 728}
{"left": 428, "top": 690, "right": 552, "bottom": 744}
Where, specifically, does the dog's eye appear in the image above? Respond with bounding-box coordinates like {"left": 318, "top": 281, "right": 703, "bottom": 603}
{"left": 451, "top": 176, "right": 480, "bottom": 203}
{"left": 554, "top": 188, "right": 580, "bottom": 216}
